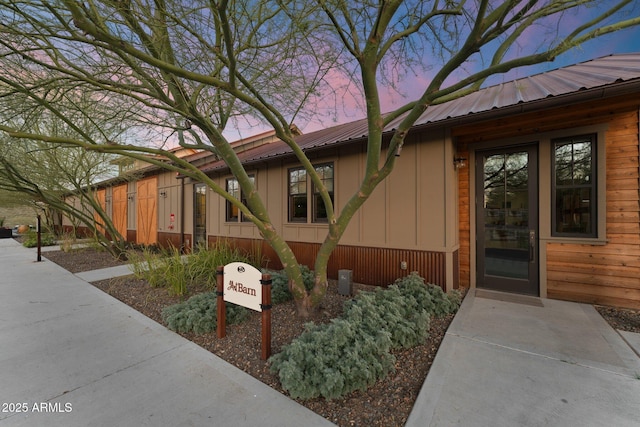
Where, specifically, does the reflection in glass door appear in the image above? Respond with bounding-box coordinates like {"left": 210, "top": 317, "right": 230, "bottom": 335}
{"left": 194, "top": 184, "right": 207, "bottom": 248}
{"left": 476, "top": 145, "right": 538, "bottom": 295}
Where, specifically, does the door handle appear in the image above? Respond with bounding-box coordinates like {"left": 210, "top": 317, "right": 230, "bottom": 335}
{"left": 529, "top": 230, "right": 536, "bottom": 263}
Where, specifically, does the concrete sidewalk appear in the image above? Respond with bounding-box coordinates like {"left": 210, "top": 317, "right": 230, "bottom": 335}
{"left": 406, "top": 290, "right": 640, "bottom": 427}
{"left": 5, "top": 238, "right": 640, "bottom": 426}
{"left": 0, "top": 239, "right": 334, "bottom": 427}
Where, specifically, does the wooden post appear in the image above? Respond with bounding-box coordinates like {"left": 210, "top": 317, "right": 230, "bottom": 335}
{"left": 216, "top": 266, "right": 226, "bottom": 339}
{"left": 260, "top": 274, "right": 272, "bottom": 360}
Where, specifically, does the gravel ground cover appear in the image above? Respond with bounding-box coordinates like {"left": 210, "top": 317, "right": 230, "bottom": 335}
{"left": 41, "top": 244, "right": 640, "bottom": 426}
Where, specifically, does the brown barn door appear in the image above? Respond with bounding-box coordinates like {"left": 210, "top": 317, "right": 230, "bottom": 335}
{"left": 476, "top": 145, "right": 539, "bottom": 295}
{"left": 94, "top": 189, "right": 107, "bottom": 236}
{"left": 136, "top": 177, "right": 158, "bottom": 245}
{"left": 112, "top": 184, "right": 128, "bottom": 240}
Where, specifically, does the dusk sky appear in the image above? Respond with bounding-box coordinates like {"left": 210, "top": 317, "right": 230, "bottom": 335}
{"left": 223, "top": 6, "right": 640, "bottom": 141}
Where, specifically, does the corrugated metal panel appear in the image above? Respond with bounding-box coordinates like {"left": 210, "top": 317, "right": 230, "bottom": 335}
{"left": 201, "top": 53, "right": 640, "bottom": 173}
{"left": 210, "top": 236, "right": 447, "bottom": 289}
{"left": 403, "top": 53, "right": 640, "bottom": 127}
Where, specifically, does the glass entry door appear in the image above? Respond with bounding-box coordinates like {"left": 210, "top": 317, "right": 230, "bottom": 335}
{"left": 476, "top": 145, "right": 539, "bottom": 295}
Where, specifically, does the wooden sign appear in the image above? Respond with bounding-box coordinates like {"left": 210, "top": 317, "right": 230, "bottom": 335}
{"left": 217, "top": 264, "right": 272, "bottom": 360}
{"left": 223, "top": 262, "right": 262, "bottom": 312}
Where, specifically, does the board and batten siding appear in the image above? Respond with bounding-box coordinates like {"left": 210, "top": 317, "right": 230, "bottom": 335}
{"left": 455, "top": 93, "right": 640, "bottom": 309}
{"left": 204, "top": 129, "right": 458, "bottom": 289}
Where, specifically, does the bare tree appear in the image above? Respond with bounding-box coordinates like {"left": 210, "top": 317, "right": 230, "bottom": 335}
{"left": 0, "top": 118, "right": 130, "bottom": 255}
{"left": 0, "top": 0, "right": 638, "bottom": 316}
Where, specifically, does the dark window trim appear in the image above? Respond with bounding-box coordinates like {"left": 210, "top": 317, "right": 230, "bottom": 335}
{"left": 225, "top": 174, "right": 255, "bottom": 223}
{"left": 551, "top": 134, "right": 597, "bottom": 238}
{"left": 312, "top": 162, "right": 334, "bottom": 223}
{"left": 288, "top": 163, "right": 335, "bottom": 224}
{"left": 288, "top": 167, "right": 308, "bottom": 222}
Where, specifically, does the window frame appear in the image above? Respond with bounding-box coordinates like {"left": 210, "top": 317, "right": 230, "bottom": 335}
{"left": 551, "top": 134, "right": 597, "bottom": 238}
{"left": 288, "top": 162, "right": 335, "bottom": 224}
{"left": 312, "top": 163, "right": 334, "bottom": 223}
{"left": 288, "top": 167, "right": 308, "bottom": 223}
{"left": 225, "top": 174, "right": 255, "bottom": 223}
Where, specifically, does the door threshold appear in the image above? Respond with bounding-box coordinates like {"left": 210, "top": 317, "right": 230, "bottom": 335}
{"left": 475, "top": 289, "right": 543, "bottom": 307}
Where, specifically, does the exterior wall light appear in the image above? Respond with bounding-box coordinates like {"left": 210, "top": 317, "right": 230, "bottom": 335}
{"left": 453, "top": 156, "right": 467, "bottom": 170}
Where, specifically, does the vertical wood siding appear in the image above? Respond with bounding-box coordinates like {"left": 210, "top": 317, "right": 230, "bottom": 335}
{"left": 209, "top": 236, "right": 446, "bottom": 288}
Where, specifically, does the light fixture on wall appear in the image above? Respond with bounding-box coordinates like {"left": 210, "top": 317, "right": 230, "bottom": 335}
{"left": 453, "top": 156, "right": 467, "bottom": 170}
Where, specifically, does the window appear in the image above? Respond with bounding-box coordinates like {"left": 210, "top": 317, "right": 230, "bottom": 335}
{"left": 313, "top": 164, "right": 334, "bottom": 223}
{"left": 288, "top": 163, "right": 334, "bottom": 223}
{"left": 552, "top": 134, "right": 596, "bottom": 237}
{"left": 226, "top": 175, "right": 255, "bottom": 222}
{"left": 288, "top": 168, "right": 307, "bottom": 222}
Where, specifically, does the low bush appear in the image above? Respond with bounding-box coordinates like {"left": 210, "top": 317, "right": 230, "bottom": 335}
{"left": 269, "top": 272, "right": 461, "bottom": 400}
{"left": 162, "top": 292, "right": 250, "bottom": 334}
{"left": 22, "top": 230, "right": 57, "bottom": 248}
{"left": 269, "top": 317, "right": 395, "bottom": 400}
{"left": 267, "top": 265, "right": 315, "bottom": 304}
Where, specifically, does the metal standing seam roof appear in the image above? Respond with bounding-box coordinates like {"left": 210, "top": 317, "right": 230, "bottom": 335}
{"left": 200, "top": 53, "right": 640, "bottom": 173}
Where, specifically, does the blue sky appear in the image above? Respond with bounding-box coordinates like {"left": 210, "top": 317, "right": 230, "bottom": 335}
{"left": 223, "top": 7, "right": 640, "bottom": 140}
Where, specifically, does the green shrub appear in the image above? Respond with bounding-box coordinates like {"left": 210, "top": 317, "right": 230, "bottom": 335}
{"left": 266, "top": 265, "right": 315, "bottom": 304}
{"left": 391, "top": 272, "right": 461, "bottom": 318}
{"left": 269, "top": 318, "right": 394, "bottom": 400}
{"left": 127, "top": 241, "right": 257, "bottom": 296}
{"left": 343, "top": 286, "right": 430, "bottom": 350}
{"left": 162, "top": 292, "right": 250, "bottom": 334}
{"left": 126, "top": 245, "right": 181, "bottom": 291}
{"left": 22, "top": 230, "right": 57, "bottom": 248}
{"left": 269, "top": 272, "right": 461, "bottom": 400}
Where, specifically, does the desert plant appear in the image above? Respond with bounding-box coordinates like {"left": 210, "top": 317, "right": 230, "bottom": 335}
{"left": 126, "top": 246, "right": 167, "bottom": 288}
{"left": 343, "top": 286, "right": 430, "bottom": 350}
{"left": 127, "top": 241, "right": 259, "bottom": 296}
{"left": 392, "top": 272, "right": 461, "bottom": 317}
{"left": 21, "top": 230, "right": 56, "bottom": 247}
{"left": 269, "top": 272, "right": 461, "bottom": 400}
{"left": 187, "top": 241, "right": 255, "bottom": 287}
{"left": 59, "top": 233, "right": 77, "bottom": 252}
{"left": 267, "top": 265, "right": 315, "bottom": 304}
{"left": 269, "top": 317, "right": 395, "bottom": 400}
{"left": 162, "top": 292, "right": 250, "bottom": 334}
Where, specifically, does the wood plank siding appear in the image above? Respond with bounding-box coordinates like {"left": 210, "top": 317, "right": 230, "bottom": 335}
{"left": 455, "top": 93, "right": 640, "bottom": 309}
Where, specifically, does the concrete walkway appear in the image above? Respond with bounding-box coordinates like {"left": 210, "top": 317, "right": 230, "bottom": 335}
{"left": 406, "top": 289, "right": 640, "bottom": 427}
{"left": 4, "top": 238, "right": 640, "bottom": 426}
{"left": 0, "top": 239, "right": 334, "bottom": 427}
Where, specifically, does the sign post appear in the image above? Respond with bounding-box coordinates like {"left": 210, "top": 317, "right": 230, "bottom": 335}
{"left": 36, "top": 215, "right": 42, "bottom": 262}
{"left": 216, "top": 266, "right": 225, "bottom": 339}
{"left": 216, "top": 262, "right": 272, "bottom": 360}
{"left": 260, "top": 274, "right": 272, "bottom": 360}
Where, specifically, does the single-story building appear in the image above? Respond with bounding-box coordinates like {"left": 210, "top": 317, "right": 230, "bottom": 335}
{"left": 64, "top": 53, "right": 640, "bottom": 309}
